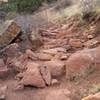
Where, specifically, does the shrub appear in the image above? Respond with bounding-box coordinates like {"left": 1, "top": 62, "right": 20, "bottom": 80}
{"left": 80, "top": 0, "right": 96, "bottom": 15}
{"left": 0, "top": 0, "right": 44, "bottom": 13}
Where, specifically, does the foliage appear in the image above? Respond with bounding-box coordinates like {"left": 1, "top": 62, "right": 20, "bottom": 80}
{"left": 0, "top": 0, "right": 45, "bottom": 13}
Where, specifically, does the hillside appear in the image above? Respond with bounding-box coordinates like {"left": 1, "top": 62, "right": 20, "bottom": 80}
{"left": 0, "top": 0, "right": 100, "bottom": 100}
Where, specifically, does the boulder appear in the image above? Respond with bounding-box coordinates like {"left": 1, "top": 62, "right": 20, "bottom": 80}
{"left": 66, "top": 46, "right": 100, "bottom": 80}
{"left": 17, "top": 62, "right": 46, "bottom": 88}
{"left": 0, "top": 20, "right": 21, "bottom": 49}
{"left": 43, "top": 60, "right": 65, "bottom": 78}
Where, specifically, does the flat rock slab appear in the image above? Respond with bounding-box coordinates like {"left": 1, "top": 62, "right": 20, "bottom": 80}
{"left": 0, "top": 20, "right": 21, "bottom": 49}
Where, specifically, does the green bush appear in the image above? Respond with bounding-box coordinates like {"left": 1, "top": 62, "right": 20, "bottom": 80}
{"left": 0, "top": 0, "right": 44, "bottom": 13}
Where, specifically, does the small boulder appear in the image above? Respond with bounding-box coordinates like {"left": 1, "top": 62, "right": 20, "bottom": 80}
{"left": 43, "top": 60, "right": 65, "bottom": 78}
{"left": 51, "top": 79, "right": 60, "bottom": 85}
{"left": 0, "top": 20, "right": 21, "bottom": 49}
{"left": 18, "top": 62, "right": 46, "bottom": 88}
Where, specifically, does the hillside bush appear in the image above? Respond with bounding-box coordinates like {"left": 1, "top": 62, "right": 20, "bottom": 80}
{"left": 0, "top": 0, "right": 44, "bottom": 13}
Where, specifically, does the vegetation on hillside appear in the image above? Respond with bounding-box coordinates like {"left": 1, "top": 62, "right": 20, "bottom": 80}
{"left": 0, "top": 0, "right": 53, "bottom": 13}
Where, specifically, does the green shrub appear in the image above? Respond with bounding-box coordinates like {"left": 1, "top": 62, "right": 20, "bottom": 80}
{"left": 0, "top": 0, "right": 44, "bottom": 13}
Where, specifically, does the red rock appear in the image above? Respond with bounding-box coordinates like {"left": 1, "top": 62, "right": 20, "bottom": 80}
{"left": 43, "top": 60, "right": 65, "bottom": 78}
{"left": 0, "top": 59, "right": 5, "bottom": 67}
{"left": 51, "top": 79, "right": 60, "bottom": 85}
{"left": 41, "top": 48, "right": 66, "bottom": 56}
{"left": 25, "top": 49, "right": 38, "bottom": 60}
{"left": 0, "top": 67, "right": 9, "bottom": 78}
{"left": 7, "top": 54, "right": 28, "bottom": 72}
{"left": 82, "top": 92, "right": 100, "bottom": 100}
{"left": 26, "top": 49, "right": 53, "bottom": 61}
{"left": 84, "top": 38, "right": 99, "bottom": 48}
{"left": 66, "top": 51, "right": 93, "bottom": 79}
{"left": 37, "top": 53, "right": 53, "bottom": 61}
{"left": 40, "top": 66, "right": 51, "bottom": 86}
{"left": 66, "top": 46, "right": 100, "bottom": 79}
{"left": 18, "top": 62, "right": 45, "bottom": 88}
{"left": 69, "top": 38, "right": 83, "bottom": 48}
{"left": 3, "top": 43, "right": 20, "bottom": 58}
{"left": 0, "top": 59, "right": 9, "bottom": 78}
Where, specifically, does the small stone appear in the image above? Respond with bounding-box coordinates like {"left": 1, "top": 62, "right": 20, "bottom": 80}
{"left": 40, "top": 66, "right": 51, "bottom": 86}
{"left": 87, "top": 35, "right": 94, "bottom": 39}
{"left": 69, "top": 39, "right": 82, "bottom": 48}
{"left": 51, "top": 79, "right": 60, "bottom": 85}
{"left": 0, "top": 85, "right": 7, "bottom": 100}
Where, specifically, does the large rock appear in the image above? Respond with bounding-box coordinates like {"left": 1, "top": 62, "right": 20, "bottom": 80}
{"left": 82, "top": 92, "right": 100, "bottom": 100}
{"left": 17, "top": 62, "right": 46, "bottom": 88}
{"left": 0, "top": 20, "right": 21, "bottom": 49}
{"left": 43, "top": 60, "right": 65, "bottom": 78}
{"left": 66, "top": 46, "right": 100, "bottom": 80}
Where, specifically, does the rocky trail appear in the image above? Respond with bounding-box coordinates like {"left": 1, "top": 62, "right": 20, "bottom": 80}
{"left": 0, "top": 11, "right": 100, "bottom": 100}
